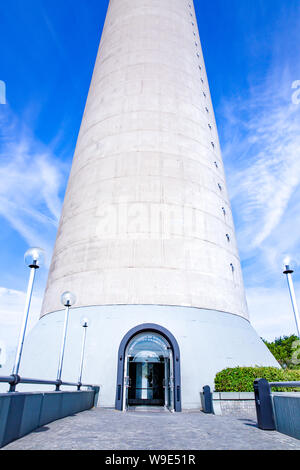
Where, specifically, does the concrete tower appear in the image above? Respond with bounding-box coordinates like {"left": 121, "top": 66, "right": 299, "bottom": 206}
{"left": 21, "top": 0, "right": 277, "bottom": 410}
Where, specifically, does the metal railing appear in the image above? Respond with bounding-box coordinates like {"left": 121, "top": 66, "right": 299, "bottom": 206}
{"left": 0, "top": 378, "right": 100, "bottom": 448}
{"left": 253, "top": 378, "right": 300, "bottom": 430}
{"left": 269, "top": 381, "right": 300, "bottom": 388}
{"left": 0, "top": 374, "right": 95, "bottom": 393}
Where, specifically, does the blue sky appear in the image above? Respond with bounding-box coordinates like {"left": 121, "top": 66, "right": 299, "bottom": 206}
{"left": 0, "top": 0, "right": 300, "bottom": 359}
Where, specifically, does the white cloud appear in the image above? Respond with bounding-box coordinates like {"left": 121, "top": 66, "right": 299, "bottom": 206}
{"left": 0, "top": 107, "right": 67, "bottom": 260}
{"left": 223, "top": 76, "right": 300, "bottom": 248}
{"left": 220, "top": 66, "right": 300, "bottom": 287}
{"left": 0, "top": 107, "right": 68, "bottom": 365}
{"left": 247, "top": 284, "right": 300, "bottom": 341}
{"left": 217, "top": 11, "right": 300, "bottom": 339}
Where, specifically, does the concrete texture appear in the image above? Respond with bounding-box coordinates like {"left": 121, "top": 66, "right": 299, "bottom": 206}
{"left": 0, "top": 306, "right": 278, "bottom": 409}
{"left": 41, "top": 0, "right": 248, "bottom": 319}
{"left": 3, "top": 408, "right": 300, "bottom": 450}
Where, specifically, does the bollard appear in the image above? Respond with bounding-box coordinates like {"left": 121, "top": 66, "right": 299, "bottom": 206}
{"left": 253, "top": 378, "right": 275, "bottom": 430}
{"left": 203, "top": 385, "right": 213, "bottom": 414}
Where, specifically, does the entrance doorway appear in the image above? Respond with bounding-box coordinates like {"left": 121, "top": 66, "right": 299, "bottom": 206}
{"left": 115, "top": 324, "right": 181, "bottom": 412}
{"left": 124, "top": 332, "right": 174, "bottom": 409}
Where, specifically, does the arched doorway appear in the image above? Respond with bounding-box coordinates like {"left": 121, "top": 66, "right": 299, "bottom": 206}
{"left": 126, "top": 332, "right": 173, "bottom": 408}
{"left": 115, "top": 324, "right": 181, "bottom": 412}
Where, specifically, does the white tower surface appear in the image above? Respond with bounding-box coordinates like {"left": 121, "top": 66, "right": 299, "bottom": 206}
{"left": 19, "top": 0, "right": 278, "bottom": 409}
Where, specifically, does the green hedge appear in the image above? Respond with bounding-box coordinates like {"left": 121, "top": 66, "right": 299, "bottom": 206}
{"left": 214, "top": 367, "right": 300, "bottom": 392}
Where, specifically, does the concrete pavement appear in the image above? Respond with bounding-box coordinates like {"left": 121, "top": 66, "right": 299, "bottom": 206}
{"left": 3, "top": 408, "right": 300, "bottom": 450}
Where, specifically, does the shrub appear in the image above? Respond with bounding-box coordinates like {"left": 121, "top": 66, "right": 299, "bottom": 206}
{"left": 214, "top": 367, "right": 300, "bottom": 392}
{"left": 263, "top": 335, "right": 300, "bottom": 369}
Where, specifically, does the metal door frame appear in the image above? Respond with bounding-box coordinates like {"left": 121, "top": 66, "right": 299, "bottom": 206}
{"left": 115, "top": 323, "right": 182, "bottom": 412}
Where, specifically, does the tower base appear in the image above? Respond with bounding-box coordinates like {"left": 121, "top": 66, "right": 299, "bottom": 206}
{"left": 3, "top": 306, "right": 278, "bottom": 409}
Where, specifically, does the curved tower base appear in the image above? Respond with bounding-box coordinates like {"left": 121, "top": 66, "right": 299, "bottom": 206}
{"left": 13, "top": 306, "right": 278, "bottom": 409}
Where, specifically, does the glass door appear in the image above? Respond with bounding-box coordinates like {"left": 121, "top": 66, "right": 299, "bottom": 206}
{"left": 128, "top": 361, "right": 165, "bottom": 406}
{"left": 123, "top": 332, "right": 174, "bottom": 409}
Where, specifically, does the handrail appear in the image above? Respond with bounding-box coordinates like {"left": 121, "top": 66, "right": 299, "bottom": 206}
{"left": 0, "top": 382, "right": 100, "bottom": 448}
{"left": 0, "top": 374, "right": 96, "bottom": 392}
{"left": 269, "top": 381, "right": 300, "bottom": 388}
{"left": 0, "top": 376, "right": 14, "bottom": 383}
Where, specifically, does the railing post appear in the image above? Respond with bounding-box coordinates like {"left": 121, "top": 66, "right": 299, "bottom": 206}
{"left": 55, "top": 380, "right": 62, "bottom": 392}
{"left": 254, "top": 378, "right": 275, "bottom": 430}
{"left": 8, "top": 374, "right": 21, "bottom": 393}
{"left": 203, "top": 385, "right": 213, "bottom": 414}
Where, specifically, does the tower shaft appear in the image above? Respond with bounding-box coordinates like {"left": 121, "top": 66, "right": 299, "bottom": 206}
{"left": 42, "top": 0, "right": 248, "bottom": 318}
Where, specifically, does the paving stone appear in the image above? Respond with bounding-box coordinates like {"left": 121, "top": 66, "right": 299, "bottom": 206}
{"left": 2, "top": 408, "right": 300, "bottom": 450}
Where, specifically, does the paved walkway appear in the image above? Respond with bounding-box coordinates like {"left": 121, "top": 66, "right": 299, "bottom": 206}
{"left": 3, "top": 408, "right": 300, "bottom": 450}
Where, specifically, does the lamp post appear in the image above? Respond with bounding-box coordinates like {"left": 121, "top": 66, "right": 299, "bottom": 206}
{"left": 283, "top": 258, "right": 300, "bottom": 340}
{"left": 10, "top": 248, "right": 45, "bottom": 391}
{"left": 77, "top": 318, "right": 89, "bottom": 390}
{"left": 56, "top": 291, "right": 76, "bottom": 390}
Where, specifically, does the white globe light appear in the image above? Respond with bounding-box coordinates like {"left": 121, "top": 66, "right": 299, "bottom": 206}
{"left": 283, "top": 256, "right": 298, "bottom": 271}
{"left": 61, "top": 291, "right": 76, "bottom": 307}
{"left": 81, "top": 317, "right": 89, "bottom": 328}
{"left": 24, "top": 247, "right": 45, "bottom": 268}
